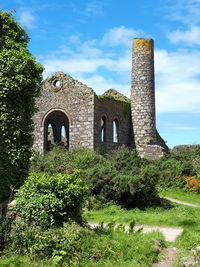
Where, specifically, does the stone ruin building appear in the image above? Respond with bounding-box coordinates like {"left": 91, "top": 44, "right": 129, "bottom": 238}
{"left": 32, "top": 38, "right": 168, "bottom": 159}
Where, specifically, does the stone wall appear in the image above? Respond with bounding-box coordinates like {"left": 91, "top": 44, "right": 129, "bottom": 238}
{"left": 32, "top": 72, "right": 94, "bottom": 152}
{"left": 32, "top": 73, "right": 134, "bottom": 154}
{"left": 93, "top": 94, "right": 134, "bottom": 152}
{"left": 156, "top": 130, "right": 169, "bottom": 153}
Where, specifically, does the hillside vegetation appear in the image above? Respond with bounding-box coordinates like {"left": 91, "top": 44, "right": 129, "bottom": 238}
{"left": 1, "top": 145, "right": 200, "bottom": 266}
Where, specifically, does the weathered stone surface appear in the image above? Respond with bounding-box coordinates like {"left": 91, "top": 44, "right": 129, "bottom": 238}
{"left": 32, "top": 72, "right": 133, "bottom": 153}
{"left": 131, "top": 38, "right": 168, "bottom": 158}
{"left": 32, "top": 72, "right": 95, "bottom": 152}
{"left": 94, "top": 95, "right": 134, "bottom": 152}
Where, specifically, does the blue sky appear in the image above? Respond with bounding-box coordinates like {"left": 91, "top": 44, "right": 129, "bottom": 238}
{"left": 2, "top": 0, "right": 200, "bottom": 148}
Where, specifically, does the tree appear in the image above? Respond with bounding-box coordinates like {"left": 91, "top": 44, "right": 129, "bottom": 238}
{"left": 0, "top": 11, "right": 43, "bottom": 202}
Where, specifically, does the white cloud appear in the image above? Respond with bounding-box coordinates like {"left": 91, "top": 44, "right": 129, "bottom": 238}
{"left": 77, "top": 74, "right": 130, "bottom": 96}
{"left": 68, "top": 34, "right": 81, "bottom": 44}
{"left": 168, "top": 26, "right": 200, "bottom": 45}
{"left": 44, "top": 58, "right": 114, "bottom": 77}
{"left": 42, "top": 26, "right": 200, "bottom": 114}
{"left": 155, "top": 49, "right": 200, "bottom": 113}
{"left": 15, "top": 0, "right": 25, "bottom": 4}
{"left": 155, "top": 49, "right": 200, "bottom": 78}
{"left": 18, "top": 8, "right": 37, "bottom": 29}
{"left": 173, "top": 126, "right": 200, "bottom": 131}
{"left": 167, "top": 0, "right": 200, "bottom": 24}
{"left": 43, "top": 26, "right": 135, "bottom": 78}
{"left": 101, "top": 26, "right": 144, "bottom": 46}
{"left": 85, "top": 1, "right": 105, "bottom": 16}
{"left": 79, "top": 40, "right": 103, "bottom": 58}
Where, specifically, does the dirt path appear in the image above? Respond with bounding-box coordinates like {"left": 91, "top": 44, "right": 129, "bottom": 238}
{"left": 88, "top": 223, "right": 183, "bottom": 242}
{"left": 135, "top": 225, "right": 183, "bottom": 242}
{"left": 88, "top": 222, "right": 182, "bottom": 266}
{"left": 162, "top": 196, "right": 200, "bottom": 207}
{"left": 152, "top": 247, "right": 179, "bottom": 267}
{"left": 89, "top": 197, "right": 200, "bottom": 267}
{"left": 153, "top": 196, "right": 200, "bottom": 266}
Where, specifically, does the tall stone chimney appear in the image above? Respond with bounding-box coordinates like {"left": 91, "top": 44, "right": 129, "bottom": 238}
{"left": 131, "top": 38, "right": 168, "bottom": 159}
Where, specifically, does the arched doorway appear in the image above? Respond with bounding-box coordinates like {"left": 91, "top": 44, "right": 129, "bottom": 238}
{"left": 44, "top": 110, "right": 69, "bottom": 151}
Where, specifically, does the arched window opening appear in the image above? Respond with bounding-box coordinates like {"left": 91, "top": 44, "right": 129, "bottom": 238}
{"left": 44, "top": 110, "right": 69, "bottom": 152}
{"left": 47, "top": 123, "right": 56, "bottom": 151}
{"left": 61, "top": 125, "right": 69, "bottom": 149}
{"left": 113, "top": 119, "right": 119, "bottom": 143}
{"left": 101, "top": 116, "right": 106, "bottom": 142}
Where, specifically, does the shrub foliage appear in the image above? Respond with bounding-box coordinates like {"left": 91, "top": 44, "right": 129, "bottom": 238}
{"left": 31, "top": 146, "right": 159, "bottom": 208}
{"left": 3, "top": 221, "right": 165, "bottom": 266}
{"left": 0, "top": 11, "right": 43, "bottom": 201}
{"left": 15, "top": 171, "right": 88, "bottom": 228}
{"left": 156, "top": 148, "right": 200, "bottom": 188}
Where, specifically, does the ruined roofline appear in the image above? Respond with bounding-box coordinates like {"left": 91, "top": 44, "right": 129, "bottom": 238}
{"left": 42, "top": 71, "right": 95, "bottom": 94}
{"left": 42, "top": 73, "right": 131, "bottom": 104}
{"left": 98, "top": 88, "right": 130, "bottom": 103}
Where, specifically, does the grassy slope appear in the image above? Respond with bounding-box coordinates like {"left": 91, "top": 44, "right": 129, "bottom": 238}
{"left": 0, "top": 230, "right": 165, "bottom": 267}
{"left": 3, "top": 146, "right": 200, "bottom": 265}
{"left": 84, "top": 203, "right": 200, "bottom": 227}
{"left": 160, "top": 187, "right": 200, "bottom": 205}
{"left": 84, "top": 202, "right": 200, "bottom": 250}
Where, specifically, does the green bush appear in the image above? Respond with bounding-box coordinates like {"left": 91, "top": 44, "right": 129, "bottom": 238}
{"left": 31, "top": 146, "right": 105, "bottom": 174}
{"left": 108, "top": 146, "right": 148, "bottom": 175}
{"left": 112, "top": 175, "right": 140, "bottom": 207}
{"left": 0, "top": 255, "right": 54, "bottom": 267}
{"left": 0, "top": 215, "right": 12, "bottom": 251}
{"left": 31, "top": 146, "right": 159, "bottom": 209}
{"left": 85, "top": 195, "right": 115, "bottom": 211}
{"left": 31, "top": 146, "right": 73, "bottom": 174}
{"left": 86, "top": 161, "right": 159, "bottom": 208}
{"left": 66, "top": 147, "right": 106, "bottom": 170}
{"left": 157, "top": 156, "right": 196, "bottom": 188}
{"left": 192, "top": 156, "right": 200, "bottom": 176}
{"left": 4, "top": 221, "right": 165, "bottom": 267}
{"left": 15, "top": 171, "right": 88, "bottom": 228}
{"left": 158, "top": 158, "right": 181, "bottom": 188}
{"left": 0, "top": 11, "right": 43, "bottom": 201}
{"left": 7, "top": 223, "right": 84, "bottom": 261}
{"left": 138, "top": 164, "right": 160, "bottom": 202}
{"left": 112, "top": 164, "right": 159, "bottom": 207}
{"left": 86, "top": 162, "right": 116, "bottom": 196}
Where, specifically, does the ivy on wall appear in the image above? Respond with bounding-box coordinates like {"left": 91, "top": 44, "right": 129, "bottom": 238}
{"left": 0, "top": 11, "right": 43, "bottom": 201}
{"left": 98, "top": 89, "right": 131, "bottom": 119}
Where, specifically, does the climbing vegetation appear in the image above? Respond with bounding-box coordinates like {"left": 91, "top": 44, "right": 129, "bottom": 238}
{"left": 0, "top": 11, "right": 43, "bottom": 201}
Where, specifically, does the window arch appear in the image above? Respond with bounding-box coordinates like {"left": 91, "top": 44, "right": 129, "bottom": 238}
{"left": 47, "top": 123, "right": 56, "bottom": 150}
{"left": 113, "top": 119, "right": 119, "bottom": 143}
{"left": 101, "top": 116, "right": 106, "bottom": 142}
{"left": 61, "top": 125, "right": 69, "bottom": 149}
{"left": 44, "top": 110, "right": 69, "bottom": 151}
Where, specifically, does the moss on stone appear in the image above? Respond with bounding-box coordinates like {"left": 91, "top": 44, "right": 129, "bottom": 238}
{"left": 123, "top": 102, "right": 131, "bottom": 118}
{"left": 134, "top": 38, "right": 153, "bottom": 55}
{"left": 141, "top": 137, "right": 154, "bottom": 145}
{"left": 98, "top": 89, "right": 130, "bottom": 103}
{"left": 98, "top": 89, "right": 131, "bottom": 119}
